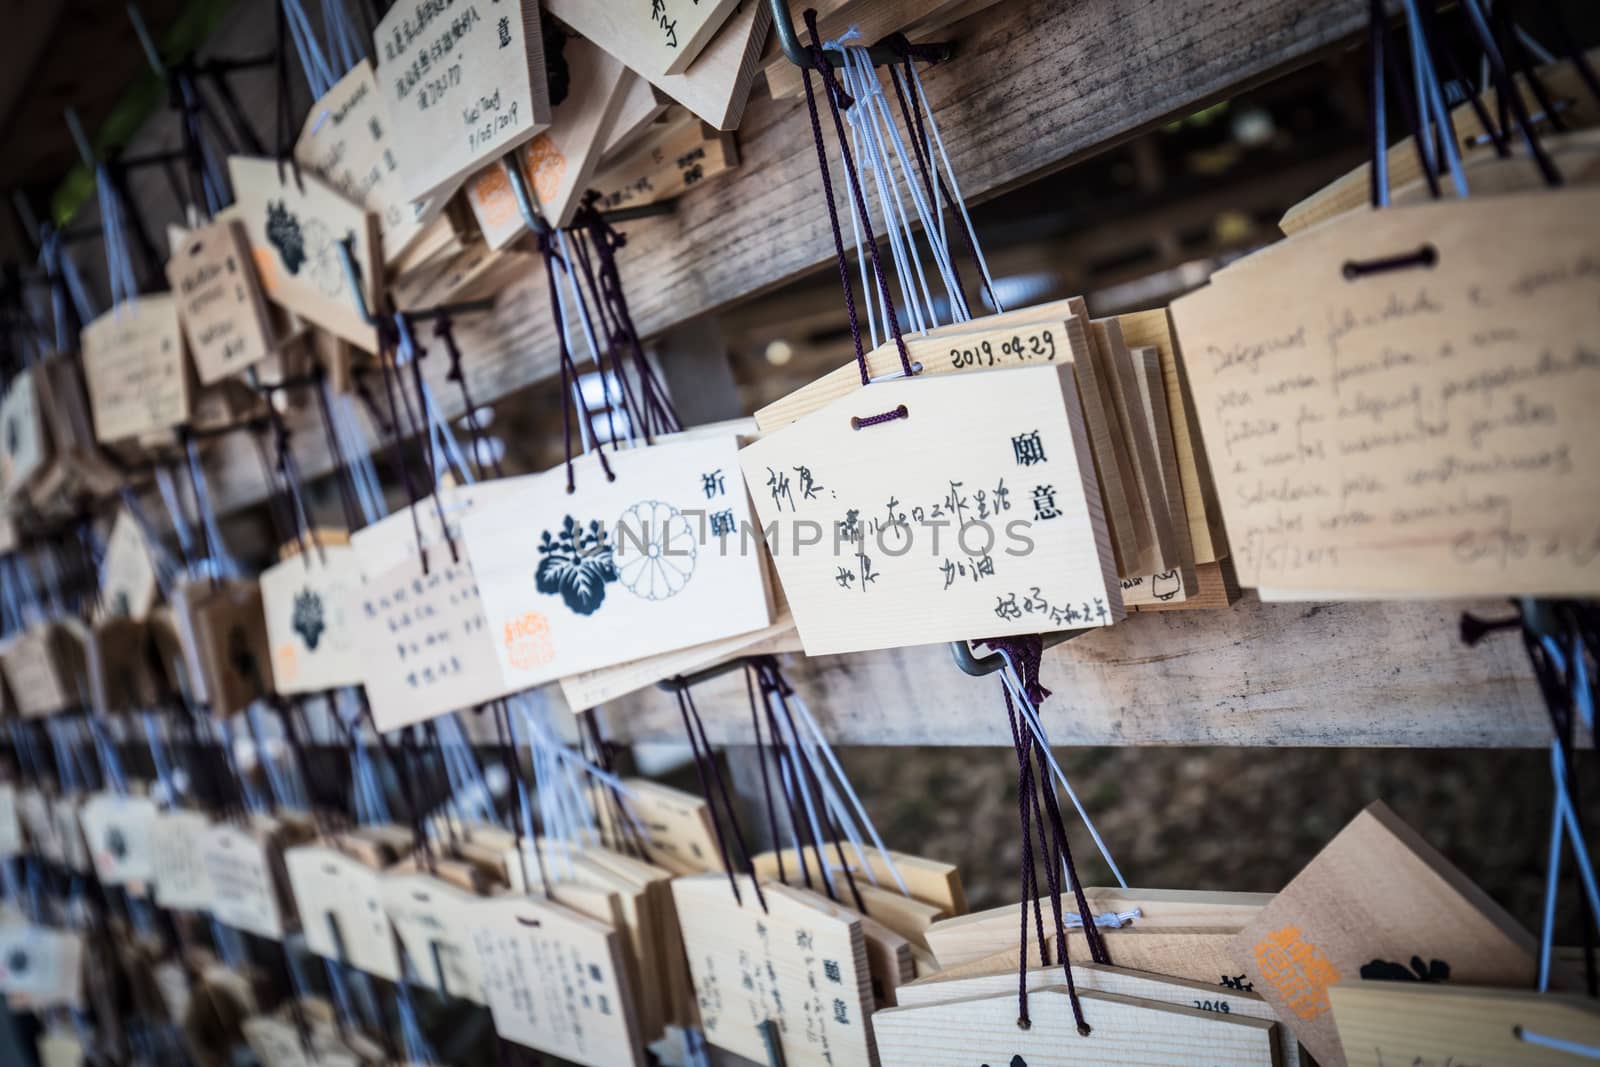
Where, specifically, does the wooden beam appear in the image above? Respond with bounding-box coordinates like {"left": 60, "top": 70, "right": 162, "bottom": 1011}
{"left": 200, "top": 0, "right": 1381, "bottom": 515}
{"left": 573, "top": 595, "right": 1548, "bottom": 747}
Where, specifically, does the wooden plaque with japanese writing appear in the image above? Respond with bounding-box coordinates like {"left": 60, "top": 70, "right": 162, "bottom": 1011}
{"left": 544, "top": 0, "right": 770, "bottom": 130}
{"left": 296, "top": 60, "right": 439, "bottom": 267}
{"left": 79, "top": 296, "right": 191, "bottom": 442}
{"left": 373, "top": 0, "right": 551, "bottom": 202}
{"left": 165, "top": 217, "right": 277, "bottom": 384}
{"left": 674, "top": 875, "right": 877, "bottom": 1067}
{"left": 284, "top": 844, "right": 402, "bottom": 980}
{"left": 873, "top": 986, "right": 1277, "bottom": 1067}
{"left": 1170, "top": 190, "right": 1600, "bottom": 596}
{"left": 77, "top": 793, "right": 158, "bottom": 886}
{"left": 897, "top": 960, "right": 1298, "bottom": 1067}
{"left": 473, "top": 892, "right": 646, "bottom": 1067}
{"left": 150, "top": 809, "right": 215, "bottom": 910}
{"left": 465, "top": 35, "right": 629, "bottom": 239}
{"left": 738, "top": 366, "right": 1120, "bottom": 654}
{"left": 227, "top": 156, "right": 382, "bottom": 352}
{"left": 98, "top": 509, "right": 159, "bottom": 621}
{"left": 1330, "top": 980, "right": 1600, "bottom": 1067}
{"left": 260, "top": 545, "right": 364, "bottom": 694}
{"left": 0, "top": 368, "right": 48, "bottom": 500}
{"left": 1229, "top": 801, "right": 1538, "bottom": 1067}
{"left": 464, "top": 436, "right": 773, "bottom": 689}
{"left": 186, "top": 579, "right": 274, "bottom": 717}
{"left": 381, "top": 869, "right": 485, "bottom": 1002}
{"left": 549, "top": 0, "right": 743, "bottom": 77}
{"left": 202, "top": 823, "right": 291, "bottom": 939}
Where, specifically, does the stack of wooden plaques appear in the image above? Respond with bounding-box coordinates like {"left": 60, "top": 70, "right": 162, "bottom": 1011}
{"left": 753, "top": 298, "right": 1239, "bottom": 618}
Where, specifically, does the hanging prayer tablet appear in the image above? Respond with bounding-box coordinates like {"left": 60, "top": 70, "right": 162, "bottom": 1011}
{"left": 227, "top": 156, "right": 383, "bottom": 352}
{"left": 373, "top": 0, "right": 552, "bottom": 203}
{"left": 98, "top": 509, "right": 159, "bottom": 620}
{"left": 381, "top": 868, "right": 485, "bottom": 1002}
{"left": 1170, "top": 190, "right": 1600, "bottom": 597}
{"left": 166, "top": 217, "right": 278, "bottom": 384}
{"left": 1, "top": 623, "right": 86, "bottom": 717}
{"left": 347, "top": 480, "right": 529, "bottom": 731}
{"left": 0, "top": 368, "right": 48, "bottom": 501}
{"left": 1229, "top": 801, "right": 1537, "bottom": 1067}
{"left": 0, "top": 922, "right": 83, "bottom": 1008}
{"left": 77, "top": 792, "right": 158, "bottom": 886}
{"left": 1329, "top": 981, "right": 1600, "bottom": 1067}
{"left": 149, "top": 809, "right": 215, "bottom": 911}
{"left": 896, "top": 960, "right": 1300, "bottom": 1067}
{"left": 183, "top": 579, "right": 275, "bottom": 717}
{"left": 35, "top": 1029, "right": 83, "bottom": 1067}
{"left": 465, "top": 36, "right": 629, "bottom": 239}
{"left": 79, "top": 295, "right": 191, "bottom": 443}
{"left": 674, "top": 875, "right": 876, "bottom": 1067}
{"left": 295, "top": 60, "right": 441, "bottom": 268}
{"left": 202, "top": 823, "right": 294, "bottom": 940}
{"left": 543, "top": 0, "right": 771, "bottom": 130}
{"left": 260, "top": 544, "right": 364, "bottom": 694}
{"left": 51, "top": 796, "right": 90, "bottom": 873}
{"left": 17, "top": 788, "right": 59, "bottom": 863}
{"left": 283, "top": 843, "right": 402, "bottom": 981}
{"left": 463, "top": 435, "right": 774, "bottom": 689}
{"left": 738, "top": 366, "right": 1121, "bottom": 654}
{"left": 548, "top": 0, "right": 744, "bottom": 77}
{"left": 473, "top": 893, "right": 646, "bottom": 1067}
{"left": 873, "top": 985, "right": 1277, "bottom": 1067}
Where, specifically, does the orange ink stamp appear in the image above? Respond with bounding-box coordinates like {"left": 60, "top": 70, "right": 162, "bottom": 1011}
{"left": 504, "top": 612, "right": 554, "bottom": 670}
{"left": 1254, "top": 924, "right": 1341, "bottom": 1020}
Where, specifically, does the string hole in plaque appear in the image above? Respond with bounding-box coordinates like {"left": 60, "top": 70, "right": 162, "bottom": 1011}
{"left": 1341, "top": 243, "right": 1438, "bottom": 281}
{"left": 515, "top": 916, "right": 542, "bottom": 928}
{"left": 1016, "top": 1016, "right": 1031, "bottom": 1031}
{"left": 851, "top": 404, "right": 910, "bottom": 431}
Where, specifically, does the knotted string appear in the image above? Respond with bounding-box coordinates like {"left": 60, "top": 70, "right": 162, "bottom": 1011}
{"left": 539, "top": 233, "right": 616, "bottom": 492}
{"left": 675, "top": 683, "right": 767, "bottom": 912}
{"left": 435, "top": 315, "right": 504, "bottom": 479}
{"left": 798, "top": 10, "right": 912, "bottom": 385}
{"left": 571, "top": 195, "right": 683, "bottom": 439}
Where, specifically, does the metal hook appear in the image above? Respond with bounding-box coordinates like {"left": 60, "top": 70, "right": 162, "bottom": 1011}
{"left": 949, "top": 631, "right": 1082, "bottom": 677}
{"left": 336, "top": 237, "right": 494, "bottom": 327}
{"left": 767, "top": 0, "right": 955, "bottom": 69}
{"left": 502, "top": 154, "right": 552, "bottom": 236}
{"left": 656, "top": 655, "right": 767, "bottom": 694}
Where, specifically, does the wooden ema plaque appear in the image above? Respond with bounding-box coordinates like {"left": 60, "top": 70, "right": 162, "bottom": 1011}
{"left": 165, "top": 217, "right": 277, "bottom": 384}
{"left": 1330, "top": 980, "right": 1600, "bottom": 1067}
{"left": 1170, "top": 189, "right": 1600, "bottom": 596}
{"left": 872, "top": 985, "right": 1277, "bottom": 1067}
{"left": 0, "top": 784, "right": 22, "bottom": 860}
{"left": 296, "top": 59, "right": 440, "bottom": 268}
{"left": 79, "top": 295, "right": 191, "bottom": 443}
{"left": 373, "top": 0, "right": 552, "bottom": 202}
{"left": 260, "top": 544, "right": 364, "bottom": 694}
{"left": 1230, "top": 801, "right": 1538, "bottom": 1067}
{"left": 0, "top": 368, "right": 48, "bottom": 500}
{"left": 465, "top": 35, "right": 629, "bottom": 239}
{"left": 463, "top": 435, "right": 773, "bottom": 690}
{"left": 544, "top": 0, "right": 770, "bottom": 130}
{"left": 546, "top": 0, "right": 743, "bottom": 77}
{"left": 473, "top": 892, "right": 647, "bottom": 1067}
{"left": 381, "top": 868, "right": 486, "bottom": 1003}
{"left": 227, "top": 156, "right": 382, "bottom": 352}
{"left": 738, "top": 365, "right": 1120, "bottom": 654}
{"left": 77, "top": 793, "right": 159, "bottom": 886}
{"left": 202, "top": 823, "right": 294, "bottom": 940}
{"left": 896, "top": 960, "right": 1298, "bottom": 1067}
{"left": 0, "top": 922, "right": 83, "bottom": 1009}
{"left": 673, "top": 874, "right": 876, "bottom": 1067}
{"left": 283, "top": 843, "right": 402, "bottom": 981}
{"left": 149, "top": 809, "right": 215, "bottom": 911}
{"left": 98, "top": 509, "right": 159, "bottom": 620}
